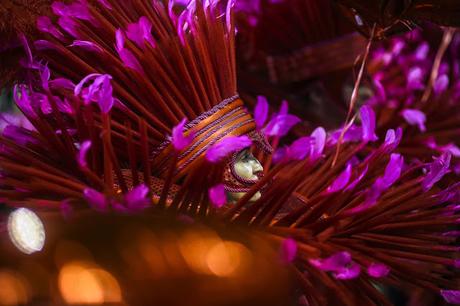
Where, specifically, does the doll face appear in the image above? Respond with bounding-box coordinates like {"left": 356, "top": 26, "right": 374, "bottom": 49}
{"left": 226, "top": 149, "right": 264, "bottom": 202}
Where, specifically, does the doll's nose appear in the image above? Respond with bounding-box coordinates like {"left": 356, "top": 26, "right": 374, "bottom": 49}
{"left": 251, "top": 160, "right": 264, "bottom": 174}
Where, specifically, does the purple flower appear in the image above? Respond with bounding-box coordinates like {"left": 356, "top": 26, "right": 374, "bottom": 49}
{"left": 440, "top": 290, "right": 460, "bottom": 304}
{"left": 84, "top": 188, "right": 109, "bottom": 212}
{"left": 407, "top": 67, "right": 424, "bottom": 90}
{"left": 126, "top": 17, "right": 156, "bottom": 49}
{"left": 383, "top": 128, "right": 403, "bottom": 150}
{"left": 3, "top": 126, "right": 37, "bottom": 145}
{"left": 328, "top": 125, "right": 363, "bottom": 145}
{"left": 70, "top": 40, "right": 103, "bottom": 53}
{"left": 124, "top": 184, "right": 150, "bottom": 211}
{"left": 374, "top": 153, "right": 404, "bottom": 191}
{"left": 310, "top": 127, "right": 326, "bottom": 159}
{"left": 422, "top": 153, "right": 451, "bottom": 191}
{"left": 345, "top": 165, "right": 368, "bottom": 191}
{"left": 34, "top": 39, "right": 59, "bottom": 51}
{"left": 326, "top": 163, "right": 352, "bottom": 193}
{"left": 37, "top": 16, "right": 64, "bottom": 40}
{"left": 172, "top": 118, "right": 194, "bottom": 151}
{"left": 74, "top": 74, "right": 114, "bottom": 113}
{"left": 209, "top": 184, "right": 227, "bottom": 208}
{"left": 58, "top": 16, "right": 80, "bottom": 38}
{"left": 367, "top": 263, "right": 390, "bottom": 278}
{"left": 280, "top": 238, "right": 297, "bottom": 264}
{"left": 254, "top": 96, "right": 269, "bottom": 130}
{"left": 77, "top": 140, "right": 92, "bottom": 168}
{"left": 280, "top": 136, "right": 313, "bottom": 162}
{"left": 309, "top": 251, "right": 351, "bottom": 272}
{"left": 206, "top": 135, "right": 252, "bottom": 163}
{"left": 52, "top": 1, "right": 92, "bottom": 21}
{"left": 334, "top": 261, "right": 361, "bottom": 280}
{"left": 434, "top": 74, "right": 449, "bottom": 95}
{"left": 360, "top": 105, "right": 378, "bottom": 142}
{"left": 13, "top": 85, "right": 35, "bottom": 118}
{"left": 401, "top": 109, "right": 426, "bottom": 132}
{"left": 115, "top": 29, "right": 144, "bottom": 73}
{"left": 264, "top": 114, "right": 300, "bottom": 137}
{"left": 50, "top": 78, "right": 75, "bottom": 91}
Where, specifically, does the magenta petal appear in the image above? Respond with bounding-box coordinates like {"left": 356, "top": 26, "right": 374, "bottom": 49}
{"left": 126, "top": 16, "right": 155, "bottom": 48}
{"left": 50, "top": 78, "right": 75, "bottom": 90}
{"left": 125, "top": 184, "right": 149, "bottom": 211}
{"left": 285, "top": 137, "right": 313, "bottom": 161}
{"left": 384, "top": 128, "right": 403, "bottom": 150}
{"left": 441, "top": 290, "right": 460, "bottom": 304}
{"left": 374, "top": 153, "right": 404, "bottom": 191}
{"left": 309, "top": 251, "right": 351, "bottom": 271}
{"left": 360, "top": 105, "right": 378, "bottom": 142}
{"left": 98, "top": 76, "right": 114, "bottom": 113}
{"left": 119, "top": 48, "right": 144, "bottom": 73}
{"left": 422, "top": 153, "right": 451, "bottom": 191}
{"left": 58, "top": 16, "right": 80, "bottom": 38}
{"left": 254, "top": 96, "right": 269, "bottom": 130}
{"left": 206, "top": 135, "right": 252, "bottom": 163}
{"left": 334, "top": 261, "right": 361, "bottom": 280}
{"left": 345, "top": 165, "right": 368, "bottom": 191}
{"left": 209, "top": 184, "right": 227, "bottom": 208}
{"left": 367, "top": 263, "right": 390, "bottom": 278}
{"left": 280, "top": 238, "right": 297, "bottom": 263}
{"left": 3, "top": 126, "right": 37, "bottom": 145}
{"left": 327, "top": 163, "right": 352, "bottom": 193}
{"left": 70, "top": 40, "right": 103, "bottom": 53}
{"left": 84, "top": 188, "right": 108, "bottom": 212}
{"left": 172, "top": 118, "right": 194, "bottom": 151}
{"left": 13, "top": 85, "right": 35, "bottom": 118}
{"left": 264, "top": 114, "right": 300, "bottom": 137}
{"left": 328, "top": 125, "right": 363, "bottom": 145}
{"left": 310, "top": 127, "right": 326, "bottom": 159}
{"left": 401, "top": 109, "right": 426, "bottom": 132}
{"left": 37, "top": 16, "right": 64, "bottom": 40}
{"left": 34, "top": 39, "right": 59, "bottom": 51}
{"left": 74, "top": 73, "right": 101, "bottom": 96}
{"left": 434, "top": 74, "right": 449, "bottom": 95}
{"left": 77, "top": 140, "right": 92, "bottom": 168}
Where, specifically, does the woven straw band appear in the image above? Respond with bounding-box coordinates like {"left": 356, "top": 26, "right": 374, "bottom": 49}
{"left": 267, "top": 32, "right": 367, "bottom": 84}
{"left": 151, "top": 95, "right": 257, "bottom": 179}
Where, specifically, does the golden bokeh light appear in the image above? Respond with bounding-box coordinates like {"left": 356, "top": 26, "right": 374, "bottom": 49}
{"left": 178, "top": 230, "right": 222, "bottom": 274}
{"left": 206, "top": 242, "right": 251, "bottom": 277}
{"left": 58, "top": 262, "right": 122, "bottom": 305}
{"left": 0, "top": 270, "right": 29, "bottom": 306}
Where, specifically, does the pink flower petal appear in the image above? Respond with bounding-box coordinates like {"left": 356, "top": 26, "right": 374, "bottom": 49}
{"left": 254, "top": 96, "right": 269, "bottom": 130}
{"left": 360, "top": 105, "right": 378, "bottom": 142}
{"left": 280, "top": 238, "right": 297, "bottom": 263}
{"left": 327, "top": 163, "right": 352, "bottom": 193}
{"left": 206, "top": 135, "right": 252, "bottom": 163}
{"left": 367, "top": 263, "right": 390, "bottom": 278}
{"left": 401, "top": 109, "right": 426, "bottom": 132}
{"left": 441, "top": 290, "right": 460, "bottom": 304}
{"left": 172, "top": 118, "right": 194, "bottom": 151}
{"left": 77, "top": 140, "right": 92, "bottom": 168}
{"left": 209, "top": 184, "right": 226, "bottom": 208}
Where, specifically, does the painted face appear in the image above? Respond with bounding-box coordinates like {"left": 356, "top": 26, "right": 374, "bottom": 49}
{"left": 225, "top": 149, "right": 264, "bottom": 202}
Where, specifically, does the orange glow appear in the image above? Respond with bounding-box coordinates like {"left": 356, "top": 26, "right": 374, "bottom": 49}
{"left": 206, "top": 242, "right": 251, "bottom": 277}
{"left": 0, "top": 271, "right": 29, "bottom": 306}
{"left": 58, "top": 262, "right": 122, "bottom": 304}
{"left": 178, "top": 231, "right": 221, "bottom": 274}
